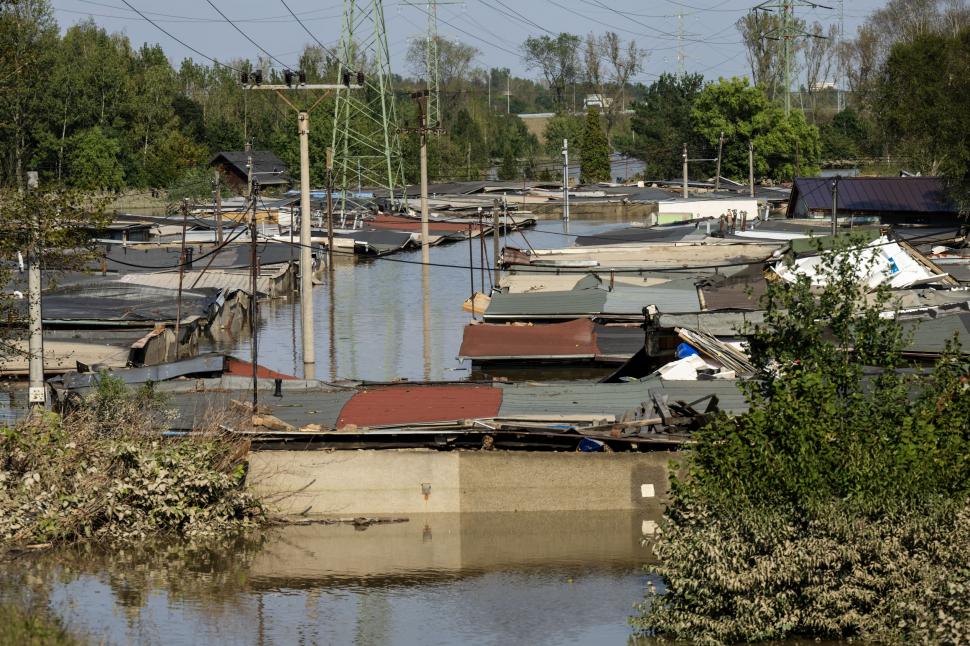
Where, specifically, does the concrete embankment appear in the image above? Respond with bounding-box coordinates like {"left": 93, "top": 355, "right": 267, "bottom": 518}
{"left": 247, "top": 449, "right": 681, "bottom": 518}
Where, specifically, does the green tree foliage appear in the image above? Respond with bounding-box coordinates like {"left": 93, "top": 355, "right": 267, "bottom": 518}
{"left": 635, "top": 239, "right": 970, "bottom": 643}
{"left": 625, "top": 73, "right": 705, "bottom": 179}
{"left": 580, "top": 108, "right": 609, "bottom": 183}
{"left": 819, "top": 108, "right": 870, "bottom": 161}
{"left": 878, "top": 27, "right": 970, "bottom": 209}
{"left": 521, "top": 33, "right": 581, "bottom": 111}
{"left": 65, "top": 127, "right": 124, "bottom": 191}
{"left": 691, "top": 77, "right": 820, "bottom": 181}
{"left": 542, "top": 112, "right": 584, "bottom": 160}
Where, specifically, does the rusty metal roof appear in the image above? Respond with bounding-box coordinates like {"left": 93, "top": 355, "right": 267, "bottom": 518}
{"left": 460, "top": 319, "right": 599, "bottom": 360}
{"left": 788, "top": 177, "right": 956, "bottom": 215}
{"left": 337, "top": 384, "right": 503, "bottom": 428}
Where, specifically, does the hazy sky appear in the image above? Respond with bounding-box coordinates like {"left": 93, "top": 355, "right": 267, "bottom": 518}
{"left": 52, "top": 0, "right": 890, "bottom": 85}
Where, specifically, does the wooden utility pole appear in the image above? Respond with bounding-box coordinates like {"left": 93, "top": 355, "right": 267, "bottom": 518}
{"left": 249, "top": 182, "right": 259, "bottom": 410}
{"left": 831, "top": 176, "right": 840, "bottom": 237}
{"left": 243, "top": 73, "right": 361, "bottom": 381}
{"left": 682, "top": 143, "right": 689, "bottom": 198}
{"left": 715, "top": 131, "right": 724, "bottom": 191}
{"left": 25, "top": 171, "right": 44, "bottom": 410}
{"left": 174, "top": 198, "right": 189, "bottom": 360}
{"left": 748, "top": 141, "right": 755, "bottom": 197}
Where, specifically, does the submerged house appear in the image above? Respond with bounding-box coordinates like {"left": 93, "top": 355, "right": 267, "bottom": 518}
{"left": 786, "top": 176, "right": 960, "bottom": 225}
{"left": 209, "top": 150, "right": 292, "bottom": 195}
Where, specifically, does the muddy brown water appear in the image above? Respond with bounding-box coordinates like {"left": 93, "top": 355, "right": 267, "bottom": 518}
{"left": 2, "top": 511, "right": 662, "bottom": 645}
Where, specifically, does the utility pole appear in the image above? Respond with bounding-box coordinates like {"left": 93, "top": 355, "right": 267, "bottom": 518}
{"left": 715, "top": 131, "right": 724, "bottom": 191}
{"left": 561, "top": 139, "right": 570, "bottom": 223}
{"left": 831, "top": 175, "right": 840, "bottom": 237}
{"left": 213, "top": 169, "right": 223, "bottom": 244}
{"left": 404, "top": 90, "right": 444, "bottom": 265}
{"left": 326, "top": 146, "right": 335, "bottom": 266}
{"left": 25, "top": 171, "right": 44, "bottom": 410}
{"left": 249, "top": 180, "right": 260, "bottom": 410}
{"left": 243, "top": 71, "right": 360, "bottom": 381}
{"left": 174, "top": 198, "right": 189, "bottom": 361}
{"left": 749, "top": 141, "right": 755, "bottom": 197}
{"left": 682, "top": 143, "right": 689, "bottom": 198}
{"left": 493, "top": 197, "right": 503, "bottom": 286}
{"left": 506, "top": 74, "right": 511, "bottom": 114}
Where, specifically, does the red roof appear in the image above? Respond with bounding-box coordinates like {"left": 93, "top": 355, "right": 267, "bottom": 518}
{"left": 368, "top": 213, "right": 486, "bottom": 234}
{"left": 225, "top": 357, "right": 297, "bottom": 380}
{"left": 459, "top": 319, "right": 600, "bottom": 359}
{"left": 336, "top": 384, "right": 502, "bottom": 428}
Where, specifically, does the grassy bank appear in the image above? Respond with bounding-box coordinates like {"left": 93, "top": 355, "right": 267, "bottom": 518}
{"left": 0, "top": 602, "right": 81, "bottom": 646}
{"left": 0, "top": 377, "right": 263, "bottom": 549}
{"left": 633, "top": 239, "right": 970, "bottom": 644}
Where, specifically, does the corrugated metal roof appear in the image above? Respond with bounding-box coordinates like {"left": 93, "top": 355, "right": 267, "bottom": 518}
{"left": 484, "top": 290, "right": 608, "bottom": 321}
{"left": 496, "top": 378, "right": 747, "bottom": 418}
{"left": 165, "top": 388, "right": 355, "bottom": 430}
{"left": 655, "top": 311, "right": 765, "bottom": 335}
{"left": 789, "top": 177, "right": 956, "bottom": 215}
{"left": 459, "top": 319, "right": 599, "bottom": 360}
{"left": 118, "top": 267, "right": 286, "bottom": 294}
{"left": 902, "top": 313, "right": 970, "bottom": 354}
{"left": 337, "top": 385, "right": 503, "bottom": 427}
{"left": 603, "top": 281, "right": 701, "bottom": 315}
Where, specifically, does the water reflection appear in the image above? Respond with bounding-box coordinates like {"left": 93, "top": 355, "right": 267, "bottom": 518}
{"left": 206, "top": 221, "right": 623, "bottom": 382}
{"left": 2, "top": 511, "right": 660, "bottom": 645}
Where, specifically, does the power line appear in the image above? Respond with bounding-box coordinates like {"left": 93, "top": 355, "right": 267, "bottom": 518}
{"left": 117, "top": 0, "right": 243, "bottom": 72}
{"left": 203, "top": 0, "right": 296, "bottom": 70}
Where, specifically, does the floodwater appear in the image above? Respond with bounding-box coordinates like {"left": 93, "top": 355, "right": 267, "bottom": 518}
{"left": 2, "top": 511, "right": 662, "bottom": 645}
{"left": 205, "top": 220, "right": 628, "bottom": 382}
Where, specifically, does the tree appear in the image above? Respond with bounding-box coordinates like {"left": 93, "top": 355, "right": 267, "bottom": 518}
{"left": 582, "top": 32, "right": 645, "bottom": 141}
{"left": 522, "top": 33, "right": 581, "bottom": 111}
{"left": 737, "top": 11, "right": 786, "bottom": 102}
{"left": 634, "top": 239, "right": 970, "bottom": 644}
{"left": 691, "top": 77, "right": 820, "bottom": 181}
{"left": 802, "top": 21, "right": 840, "bottom": 123}
{"left": 543, "top": 112, "right": 584, "bottom": 159}
{"left": 66, "top": 127, "right": 124, "bottom": 191}
{"left": 819, "top": 108, "right": 870, "bottom": 161}
{"left": 625, "top": 73, "right": 705, "bottom": 179}
{"left": 580, "top": 108, "right": 609, "bottom": 184}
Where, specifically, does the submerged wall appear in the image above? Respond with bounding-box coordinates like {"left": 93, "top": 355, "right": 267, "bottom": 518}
{"left": 247, "top": 448, "right": 681, "bottom": 517}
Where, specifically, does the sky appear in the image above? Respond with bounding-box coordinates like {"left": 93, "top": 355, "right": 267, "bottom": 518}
{"left": 51, "top": 0, "right": 890, "bottom": 85}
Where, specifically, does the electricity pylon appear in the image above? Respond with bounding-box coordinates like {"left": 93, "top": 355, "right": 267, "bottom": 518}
{"left": 753, "top": 0, "right": 831, "bottom": 115}
{"left": 331, "top": 0, "right": 406, "bottom": 213}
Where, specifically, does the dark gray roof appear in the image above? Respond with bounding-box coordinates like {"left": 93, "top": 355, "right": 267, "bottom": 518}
{"left": 788, "top": 177, "right": 956, "bottom": 215}
{"left": 573, "top": 221, "right": 709, "bottom": 247}
{"left": 210, "top": 150, "right": 291, "bottom": 185}
{"left": 496, "top": 378, "right": 748, "bottom": 418}
{"left": 901, "top": 312, "right": 970, "bottom": 355}
{"left": 33, "top": 283, "right": 222, "bottom": 325}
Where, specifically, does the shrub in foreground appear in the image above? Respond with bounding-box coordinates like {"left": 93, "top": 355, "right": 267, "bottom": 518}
{"left": 0, "top": 377, "right": 263, "bottom": 547}
{"left": 634, "top": 239, "right": 970, "bottom": 644}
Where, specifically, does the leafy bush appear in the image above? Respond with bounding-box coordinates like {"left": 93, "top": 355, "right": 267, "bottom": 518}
{"left": 635, "top": 238, "right": 970, "bottom": 643}
{"left": 0, "top": 377, "right": 263, "bottom": 547}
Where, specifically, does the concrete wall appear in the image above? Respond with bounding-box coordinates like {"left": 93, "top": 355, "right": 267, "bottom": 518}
{"left": 247, "top": 448, "right": 682, "bottom": 516}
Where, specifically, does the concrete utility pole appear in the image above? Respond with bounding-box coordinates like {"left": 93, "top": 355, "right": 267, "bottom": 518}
{"left": 326, "top": 146, "right": 335, "bottom": 265}
{"left": 715, "top": 131, "right": 724, "bottom": 191}
{"left": 493, "top": 197, "right": 503, "bottom": 286}
{"left": 682, "top": 143, "right": 689, "bottom": 199}
{"left": 243, "top": 73, "right": 360, "bottom": 381}
{"left": 297, "top": 110, "right": 315, "bottom": 379}
{"left": 26, "top": 171, "right": 44, "bottom": 409}
{"left": 404, "top": 90, "right": 444, "bottom": 265}
{"left": 174, "top": 199, "right": 189, "bottom": 360}
{"left": 748, "top": 141, "right": 755, "bottom": 197}
{"left": 213, "top": 169, "right": 223, "bottom": 244}
{"left": 562, "top": 139, "right": 570, "bottom": 222}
